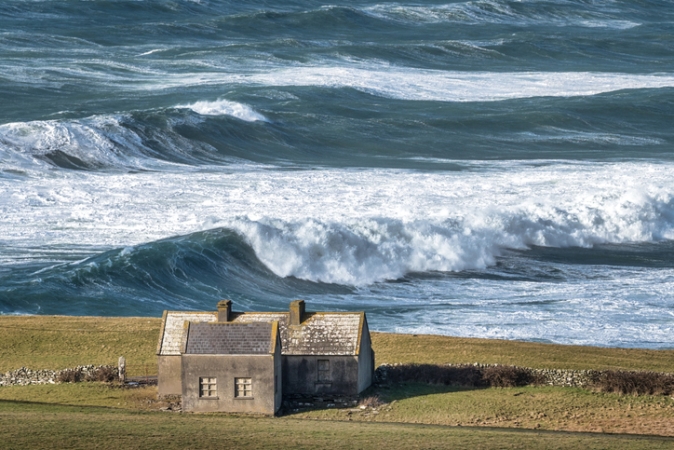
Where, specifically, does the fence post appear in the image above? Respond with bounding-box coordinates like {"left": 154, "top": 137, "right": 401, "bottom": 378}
{"left": 118, "top": 356, "right": 126, "bottom": 383}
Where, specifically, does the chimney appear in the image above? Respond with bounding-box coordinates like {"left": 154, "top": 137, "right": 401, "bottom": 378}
{"left": 217, "top": 300, "right": 232, "bottom": 322}
{"left": 289, "top": 300, "right": 305, "bottom": 326}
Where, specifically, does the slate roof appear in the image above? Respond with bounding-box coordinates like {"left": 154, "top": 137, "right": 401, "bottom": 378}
{"left": 157, "top": 311, "right": 216, "bottom": 356}
{"left": 158, "top": 310, "right": 365, "bottom": 356}
{"left": 183, "top": 322, "right": 275, "bottom": 355}
{"left": 231, "top": 312, "right": 363, "bottom": 356}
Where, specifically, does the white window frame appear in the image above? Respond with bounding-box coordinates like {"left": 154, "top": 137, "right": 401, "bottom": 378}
{"left": 235, "top": 377, "right": 253, "bottom": 398}
{"left": 199, "top": 377, "right": 217, "bottom": 398}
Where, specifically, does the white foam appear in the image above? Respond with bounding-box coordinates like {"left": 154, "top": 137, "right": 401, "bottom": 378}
{"left": 236, "top": 68, "right": 674, "bottom": 102}
{"left": 2, "top": 161, "right": 674, "bottom": 285}
{"left": 137, "top": 48, "right": 164, "bottom": 57}
{"left": 154, "top": 68, "right": 674, "bottom": 102}
{"left": 0, "top": 117, "right": 154, "bottom": 172}
{"left": 176, "top": 99, "right": 268, "bottom": 122}
{"left": 362, "top": 1, "right": 641, "bottom": 29}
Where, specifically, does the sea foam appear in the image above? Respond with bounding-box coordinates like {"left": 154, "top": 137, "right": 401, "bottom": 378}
{"left": 238, "top": 68, "right": 674, "bottom": 102}
{"left": 2, "top": 162, "right": 673, "bottom": 285}
{"left": 176, "top": 99, "right": 268, "bottom": 122}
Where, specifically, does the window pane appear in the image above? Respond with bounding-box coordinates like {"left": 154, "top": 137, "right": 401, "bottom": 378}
{"left": 317, "top": 359, "right": 330, "bottom": 382}
{"left": 235, "top": 378, "right": 253, "bottom": 397}
{"left": 199, "top": 377, "right": 217, "bottom": 397}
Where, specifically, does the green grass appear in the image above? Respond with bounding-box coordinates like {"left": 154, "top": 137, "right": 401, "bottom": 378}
{"left": 295, "top": 384, "right": 674, "bottom": 437}
{"left": 0, "top": 316, "right": 160, "bottom": 376}
{"left": 1, "top": 399, "right": 673, "bottom": 450}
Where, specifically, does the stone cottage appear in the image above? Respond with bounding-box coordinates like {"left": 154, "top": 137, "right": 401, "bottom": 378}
{"left": 156, "top": 300, "right": 374, "bottom": 413}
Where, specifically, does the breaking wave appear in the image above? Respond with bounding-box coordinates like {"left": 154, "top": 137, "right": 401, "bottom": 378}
{"left": 361, "top": 0, "right": 641, "bottom": 29}
{"left": 175, "top": 99, "right": 268, "bottom": 122}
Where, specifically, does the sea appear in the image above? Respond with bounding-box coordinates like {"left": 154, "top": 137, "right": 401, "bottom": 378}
{"left": 1, "top": 0, "right": 673, "bottom": 349}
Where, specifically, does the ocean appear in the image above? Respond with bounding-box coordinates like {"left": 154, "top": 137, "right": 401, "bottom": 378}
{"left": 1, "top": 0, "right": 673, "bottom": 349}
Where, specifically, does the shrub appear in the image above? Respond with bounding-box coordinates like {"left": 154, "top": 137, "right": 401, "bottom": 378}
{"left": 57, "top": 368, "right": 82, "bottom": 383}
{"left": 84, "top": 366, "right": 117, "bottom": 383}
{"left": 378, "top": 363, "right": 545, "bottom": 388}
{"left": 379, "top": 364, "right": 483, "bottom": 387}
{"left": 594, "top": 370, "right": 674, "bottom": 396}
{"left": 481, "top": 365, "right": 541, "bottom": 388}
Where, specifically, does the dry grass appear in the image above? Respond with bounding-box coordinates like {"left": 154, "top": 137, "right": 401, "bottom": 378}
{"left": 297, "top": 384, "right": 674, "bottom": 437}
{"left": 371, "top": 332, "right": 674, "bottom": 372}
{"left": 0, "top": 316, "right": 161, "bottom": 376}
{"left": 1, "top": 316, "right": 672, "bottom": 377}
{"left": 1, "top": 390, "right": 674, "bottom": 449}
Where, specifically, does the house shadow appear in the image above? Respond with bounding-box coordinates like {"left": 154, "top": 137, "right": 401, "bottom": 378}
{"left": 280, "top": 382, "right": 483, "bottom": 416}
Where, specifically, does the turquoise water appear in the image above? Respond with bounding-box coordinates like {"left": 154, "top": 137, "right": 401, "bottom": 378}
{"left": 1, "top": 0, "right": 673, "bottom": 348}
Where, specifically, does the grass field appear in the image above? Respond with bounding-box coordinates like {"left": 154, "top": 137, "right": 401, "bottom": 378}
{"left": 1, "top": 315, "right": 673, "bottom": 449}
{"left": 2, "top": 315, "right": 673, "bottom": 374}
{"left": 3, "top": 399, "right": 673, "bottom": 450}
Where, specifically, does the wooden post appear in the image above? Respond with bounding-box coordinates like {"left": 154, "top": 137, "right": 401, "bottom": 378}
{"left": 118, "top": 356, "right": 126, "bottom": 383}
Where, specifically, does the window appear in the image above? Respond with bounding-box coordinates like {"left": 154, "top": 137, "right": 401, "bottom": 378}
{"left": 317, "top": 359, "right": 331, "bottom": 382}
{"left": 235, "top": 377, "right": 252, "bottom": 398}
{"left": 199, "top": 377, "right": 217, "bottom": 398}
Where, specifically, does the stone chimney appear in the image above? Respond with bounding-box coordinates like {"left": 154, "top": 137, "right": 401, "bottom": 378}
{"left": 289, "top": 300, "right": 305, "bottom": 326}
{"left": 217, "top": 300, "right": 232, "bottom": 322}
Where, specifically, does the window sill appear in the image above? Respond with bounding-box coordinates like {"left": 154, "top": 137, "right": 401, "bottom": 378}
{"left": 234, "top": 397, "right": 255, "bottom": 400}
{"left": 199, "top": 397, "right": 219, "bottom": 400}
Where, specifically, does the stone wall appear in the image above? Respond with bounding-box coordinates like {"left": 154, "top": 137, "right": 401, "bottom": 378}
{"left": 0, "top": 365, "right": 118, "bottom": 387}
{"left": 375, "top": 363, "right": 603, "bottom": 388}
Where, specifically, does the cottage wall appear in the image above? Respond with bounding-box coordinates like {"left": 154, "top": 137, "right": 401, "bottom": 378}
{"left": 283, "top": 355, "right": 359, "bottom": 396}
{"left": 157, "top": 355, "right": 182, "bottom": 396}
{"left": 181, "top": 354, "right": 279, "bottom": 414}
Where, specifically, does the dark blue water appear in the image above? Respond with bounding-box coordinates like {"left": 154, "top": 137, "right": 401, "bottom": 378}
{"left": 1, "top": 0, "right": 673, "bottom": 348}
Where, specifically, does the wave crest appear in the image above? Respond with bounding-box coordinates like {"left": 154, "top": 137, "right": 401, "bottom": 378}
{"left": 228, "top": 188, "right": 674, "bottom": 285}
{"left": 176, "top": 99, "right": 268, "bottom": 122}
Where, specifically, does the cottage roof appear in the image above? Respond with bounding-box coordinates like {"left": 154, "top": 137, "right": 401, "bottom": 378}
{"left": 231, "top": 312, "right": 363, "bottom": 356}
{"left": 157, "top": 311, "right": 216, "bottom": 356}
{"left": 182, "top": 322, "right": 277, "bottom": 355}
{"left": 157, "top": 307, "right": 365, "bottom": 357}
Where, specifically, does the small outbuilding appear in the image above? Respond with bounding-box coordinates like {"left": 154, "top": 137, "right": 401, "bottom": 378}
{"left": 157, "top": 300, "right": 374, "bottom": 413}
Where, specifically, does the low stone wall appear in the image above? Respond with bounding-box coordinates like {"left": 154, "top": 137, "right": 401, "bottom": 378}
{"left": 375, "top": 363, "right": 602, "bottom": 388}
{"left": 528, "top": 367, "right": 600, "bottom": 388}
{"left": 0, "top": 365, "right": 118, "bottom": 387}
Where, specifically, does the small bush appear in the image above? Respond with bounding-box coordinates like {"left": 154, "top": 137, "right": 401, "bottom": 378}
{"left": 84, "top": 366, "right": 117, "bottom": 383}
{"left": 57, "top": 369, "right": 82, "bottom": 383}
{"left": 378, "top": 364, "right": 545, "bottom": 388}
{"left": 594, "top": 370, "right": 674, "bottom": 396}
{"left": 482, "top": 365, "right": 541, "bottom": 388}
{"left": 381, "top": 364, "right": 483, "bottom": 387}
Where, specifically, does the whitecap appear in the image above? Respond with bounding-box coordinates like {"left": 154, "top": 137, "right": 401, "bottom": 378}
{"left": 176, "top": 99, "right": 268, "bottom": 122}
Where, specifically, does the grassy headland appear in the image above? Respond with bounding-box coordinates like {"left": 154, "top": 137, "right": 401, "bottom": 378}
{"left": 1, "top": 315, "right": 673, "bottom": 448}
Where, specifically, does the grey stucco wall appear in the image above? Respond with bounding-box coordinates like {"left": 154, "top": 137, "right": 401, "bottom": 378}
{"left": 283, "top": 355, "right": 359, "bottom": 396}
{"left": 181, "top": 354, "right": 279, "bottom": 414}
{"left": 158, "top": 355, "right": 182, "bottom": 397}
